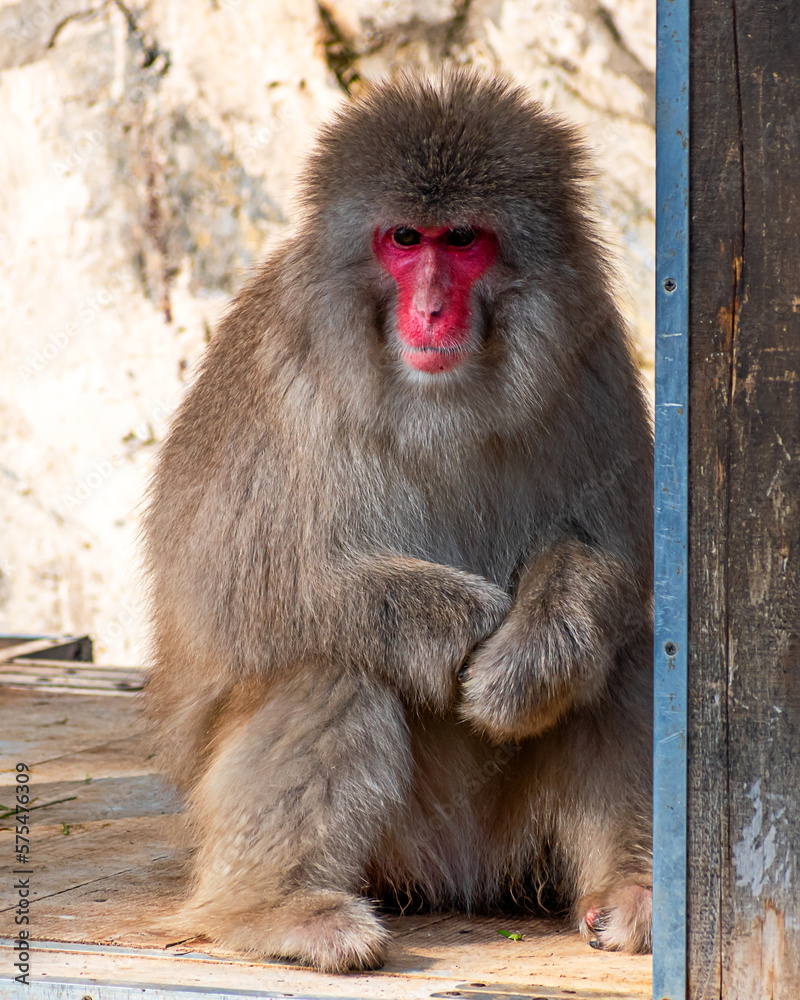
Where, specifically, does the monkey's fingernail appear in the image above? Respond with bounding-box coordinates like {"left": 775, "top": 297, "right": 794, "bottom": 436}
{"left": 458, "top": 665, "right": 470, "bottom": 682}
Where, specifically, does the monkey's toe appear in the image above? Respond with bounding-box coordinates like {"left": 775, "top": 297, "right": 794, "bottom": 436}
{"left": 583, "top": 906, "right": 608, "bottom": 933}
{"left": 577, "top": 884, "right": 652, "bottom": 954}
{"left": 188, "top": 889, "right": 389, "bottom": 973}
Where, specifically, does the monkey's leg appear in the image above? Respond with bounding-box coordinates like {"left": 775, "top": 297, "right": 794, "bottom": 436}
{"left": 182, "top": 668, "right": 412, "bottom": 973}
{"left": 368, "top": 712, "right": 517, "bottom": 911}
{"left": 513, "top": 696, "right": 653, "bottom": 954}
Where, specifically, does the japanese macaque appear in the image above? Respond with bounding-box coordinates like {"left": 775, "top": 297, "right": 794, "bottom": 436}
{"left": 144, "top": 69, "right": 654, "bottom": 972}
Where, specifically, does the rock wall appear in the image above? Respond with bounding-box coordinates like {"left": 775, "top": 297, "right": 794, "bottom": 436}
{"left": 0, "top": 0, "right": 654, "bottom": 663}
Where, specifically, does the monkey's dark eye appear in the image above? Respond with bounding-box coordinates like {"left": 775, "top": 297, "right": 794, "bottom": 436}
{"left": 393, "top": 227, "right": 422, "bottom": 247}
{"left": 446, "top": 228, "right": 476, "bottom": 248}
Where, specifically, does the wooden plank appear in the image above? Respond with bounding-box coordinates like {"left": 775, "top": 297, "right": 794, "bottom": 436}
{"left": 0, "top": 810, "right": 652, "bottom": 995}
{"left": 686, "top": 3, "right": 740, "bottom": 996}
{"left": 0, "top": 774, "right": 175, "bottom": 825}
{"left": 0, "top": 681, "right": 652, "bottom": 999}
{"left": 0, "top": 635, "right": 93, "bottom": 663}
{"left": 0, "top": 815, "right": 185, "bottom": 944}
{"left": 0, "top": 936, "right": 649, "bottom": 1000}
{"left": 689, "top": 2, "right": 800, "bottom": 998}
{"left": 0, "top": 639, "right": 72, "bottom": 661}
{"left": 0, "top": 835, "right": 652, "bottom": 996}
{"left": 0, "top": 688, "right": 151, "bottom": 782}
{"left": 0, "top": 660, "right": 145, "bottom": 693}
{"left": 0, "top": 894, "right": 652, "bottom": 995}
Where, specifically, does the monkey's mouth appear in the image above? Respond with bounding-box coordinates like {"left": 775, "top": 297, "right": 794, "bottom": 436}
{"left": 400, "top": 344, "right": 469, "bottom": 374}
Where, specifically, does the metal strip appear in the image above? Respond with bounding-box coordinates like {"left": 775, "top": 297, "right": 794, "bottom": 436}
{"left": 0, "top": 977, "right": 375, "bottom": 1000}
{"left": 653, "top": 0, "right": 690, "bottom": 997}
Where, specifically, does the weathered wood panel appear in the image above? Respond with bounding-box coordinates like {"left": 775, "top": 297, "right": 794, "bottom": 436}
{"left": 688, "top": 3, "right": 800, "bottom": 997}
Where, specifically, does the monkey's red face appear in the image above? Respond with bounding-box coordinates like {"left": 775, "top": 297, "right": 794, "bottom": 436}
{"left": 373, "top": 225, "right": 498, "bottom": 374}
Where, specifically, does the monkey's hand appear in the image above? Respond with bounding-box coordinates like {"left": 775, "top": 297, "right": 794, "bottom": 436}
{"left": 458, "top": 540, "right": 642, "bottom": 742}
{"left": 338, "top": 555, "right": 511, "bottom": 711}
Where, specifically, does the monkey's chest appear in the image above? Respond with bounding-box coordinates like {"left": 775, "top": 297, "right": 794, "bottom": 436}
{"left": 386, "top": 479, "right": 544, "bottom": 588}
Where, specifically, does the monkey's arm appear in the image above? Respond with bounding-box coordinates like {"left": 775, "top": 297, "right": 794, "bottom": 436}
{"left": 459, "top": 538, "right": 646, "bottom": 741}
{"left": 326, "top": 554, "right": 511, "bottom": 711}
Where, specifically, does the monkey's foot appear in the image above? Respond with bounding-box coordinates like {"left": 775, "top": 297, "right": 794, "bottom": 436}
{"left": 187, "top": 889, "right": 388, "bottom": 973}
{"left": 577, "top": 884, "right": 652, "bottom": 954}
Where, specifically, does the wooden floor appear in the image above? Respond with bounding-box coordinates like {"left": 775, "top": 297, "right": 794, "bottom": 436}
{"left": 0, "top": 664, "right": 652, "bottom": 1000}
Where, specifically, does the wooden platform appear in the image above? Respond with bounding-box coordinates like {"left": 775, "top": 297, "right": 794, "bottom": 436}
{"left": 0, "top": 667, "right": 652, "bottom": 1000}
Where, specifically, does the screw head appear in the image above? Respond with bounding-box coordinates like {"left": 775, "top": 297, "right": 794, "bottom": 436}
{"left": 664, "top": 641, "right": 678, "bottom": 656}
{"left": 663, "top": 277, "right": 677, "bottom": 293}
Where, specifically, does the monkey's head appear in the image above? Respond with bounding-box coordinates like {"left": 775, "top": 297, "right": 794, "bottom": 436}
{"left": 294, "top": 70, "right": 614, "bottom": 439}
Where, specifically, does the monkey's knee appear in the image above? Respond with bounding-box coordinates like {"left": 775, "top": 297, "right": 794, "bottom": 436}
{"left": 577, "top": 882, "right": 652, "bottom": 954}
{"left": 184, "top": 889, "right": 388, "bottom": 972}
{"left": 191, "top": 670, "right": 411, "bottom": 847}
{"left": 181, "top": 670, "right": 410, "bottom": 961}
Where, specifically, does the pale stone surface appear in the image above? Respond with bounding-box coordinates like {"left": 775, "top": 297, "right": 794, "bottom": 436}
{"left": 0, "top": 0, "right": 654, "bottom": 663}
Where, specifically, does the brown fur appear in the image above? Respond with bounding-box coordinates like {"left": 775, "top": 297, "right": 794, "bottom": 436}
{"left": 143, "top": 69, "right": 654, "bottom": 971}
